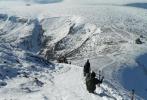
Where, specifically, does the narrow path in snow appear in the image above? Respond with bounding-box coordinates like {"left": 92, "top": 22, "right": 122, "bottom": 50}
{"left": 48, "top": 64, "right": 120, "bottom": 100}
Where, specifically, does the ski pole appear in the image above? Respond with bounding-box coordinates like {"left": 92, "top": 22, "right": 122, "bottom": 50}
{"left": 131, "top": 89, "right": 135, "bottom": 100}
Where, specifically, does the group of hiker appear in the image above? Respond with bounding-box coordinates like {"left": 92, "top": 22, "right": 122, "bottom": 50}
{"left": 83, "top": 59, "right": 104, "bottom": 93}
{"left": 57, "top": 55, "right": 71, "bottom": 64}
{"left": 83, "top": 60, "right": 136, "bottom": 99}
{"left": 57, "top": 56, "right": 104, "bottom": 93}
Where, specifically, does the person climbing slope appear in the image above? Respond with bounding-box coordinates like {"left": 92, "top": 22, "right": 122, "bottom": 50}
{"left": 86, "top": 71, "right": 104, "bottom": 93}
{"left": 83, "top": 59, "right": 91, "bottom": 76}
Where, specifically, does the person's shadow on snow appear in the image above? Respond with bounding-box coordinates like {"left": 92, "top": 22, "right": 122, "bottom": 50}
{"left": 94, "top": 92, "right": 117, "bottom": 100}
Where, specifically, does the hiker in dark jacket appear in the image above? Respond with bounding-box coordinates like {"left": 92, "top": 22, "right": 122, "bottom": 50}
{"left": 34, "top": 78, "right": 44, "bottom": 87}
{"left": 86, "top": 71, "right": 104, "bottom": 93}
{"left": 83, "top": 59, "right": 91, "bottom": 76}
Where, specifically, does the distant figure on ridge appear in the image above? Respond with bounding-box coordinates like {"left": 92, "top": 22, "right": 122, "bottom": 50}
{"left": 83, "top": 59, "right": 91, "bottom": 76}
{"left": 57, "top": 56, "right": 68, "bottom": 64}
{"left": 34, "top": 78, "right": 44, "bottom": 87}
{"left": 86, "top": 71, "right": 104, "bottom": 93}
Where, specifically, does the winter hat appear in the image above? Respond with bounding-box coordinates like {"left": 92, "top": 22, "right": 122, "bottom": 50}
{"left": 91, "top": 71, "right": 96, "bottom": 78}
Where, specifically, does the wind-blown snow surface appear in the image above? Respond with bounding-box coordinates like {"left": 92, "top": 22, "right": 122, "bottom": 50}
{"left": 0, "top": 63, "right": 123, "bottom": 100}
{"left": 0, "top": 0, "right": 147, "bottom": 100}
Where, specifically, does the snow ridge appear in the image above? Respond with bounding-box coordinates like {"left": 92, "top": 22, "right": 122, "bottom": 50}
{"left": 0, "top": 7, "right": 147, "bottom": 99}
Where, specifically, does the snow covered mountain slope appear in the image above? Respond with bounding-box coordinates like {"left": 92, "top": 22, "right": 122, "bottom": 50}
{"left": 0, "top": 63, "right": 124, "bottom": 100}
{"left": 0, "top": 0, "right": 147, "bottom": 99}
{"left": 0, "top": 15, "right": 43, "bottom": 52}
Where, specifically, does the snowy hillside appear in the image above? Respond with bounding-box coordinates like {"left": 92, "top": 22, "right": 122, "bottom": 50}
{"left": 0, "top": 63, "right": 124, "bottom": 100}
{"left": 0, "top": 0, "right": 147, "bottom": 100}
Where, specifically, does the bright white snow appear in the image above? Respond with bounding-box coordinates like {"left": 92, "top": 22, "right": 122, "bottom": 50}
{"left": 0, "top": 0, "right": 147, "bottom": 100}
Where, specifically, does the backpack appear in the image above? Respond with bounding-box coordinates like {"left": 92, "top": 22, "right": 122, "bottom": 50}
{"left": 86, "top": 76, "right": 95, "bottom": 91}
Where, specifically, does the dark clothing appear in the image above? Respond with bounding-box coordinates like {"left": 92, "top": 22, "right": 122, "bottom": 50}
{"left": 135, "top": 38, "right": 143, "bottom": 44}
{"left": 35, "top": 78, "right": 44, "bottom": 87}
{"left": 58, "top": 56, "right": 68, "bottom": 64}
{"left": 84, "top": 61, "right": 91, "bottom": 76}
{"left": 86, "top": 74, "right": 103, "bottom": 93}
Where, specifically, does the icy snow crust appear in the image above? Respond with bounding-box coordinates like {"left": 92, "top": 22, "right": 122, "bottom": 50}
{"left": 0, "top": 0, "right": 147, "bottom": 100}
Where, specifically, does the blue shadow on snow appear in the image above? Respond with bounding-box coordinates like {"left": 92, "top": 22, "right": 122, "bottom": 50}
{"left": 121, "top": 53, "right": 147, "bottom": 99}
